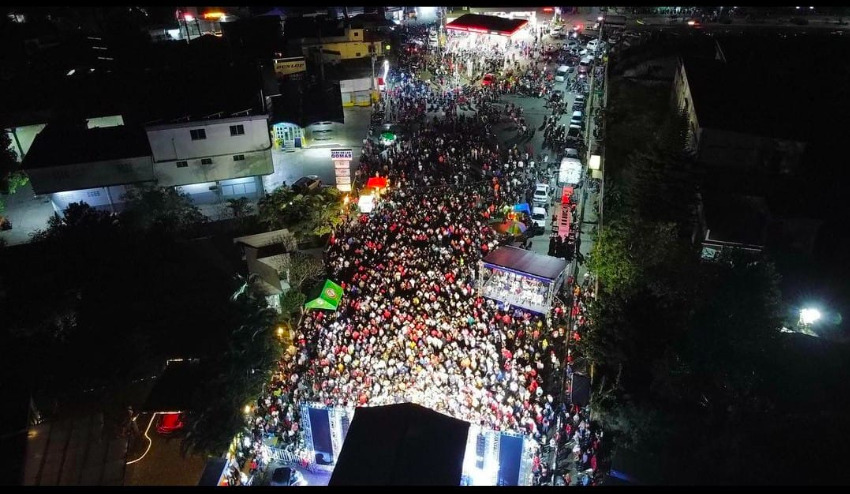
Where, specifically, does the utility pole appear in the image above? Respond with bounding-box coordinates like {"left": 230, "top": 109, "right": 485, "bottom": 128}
{"left": 316, "top": 22, "right": 325, "bottom": 82}
{"left": 370, "top": 44, "right": 377, "bottom": 92}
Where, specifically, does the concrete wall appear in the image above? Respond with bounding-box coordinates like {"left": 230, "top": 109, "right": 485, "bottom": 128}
{"left": 50, "top": 185, "right": 134, "bottom": 214}
{"left": 27, "top": 155, "right": 155, "bottom": 195}
{"left": 153, "top": 149, "right": 273, "bottom": 187}
{"left": 340, "top": 78, "right": 376, "bottom": 107}
{"left": 6, "top": 124, "right": 47, "bottom": 162}
{"left": 672, "top": 60, "right": 700, "bottom": 150}
{"left": 146, "top": 115, "right": 271, "bottom": 162}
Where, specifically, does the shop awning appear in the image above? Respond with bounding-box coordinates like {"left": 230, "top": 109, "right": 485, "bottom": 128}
{"left": 446, "top": 13, "right": 528, "bottom": 37}
{"left": 366, "top": 176, "right": 388, "bottom": 189}
{"left": 304, "top": 279, "right": 344, "bottom": 310}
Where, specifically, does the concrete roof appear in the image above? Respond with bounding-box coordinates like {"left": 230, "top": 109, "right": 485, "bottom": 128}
{"left": 22, "top": 123, "right": 151, "bottom": 169}
{"left": 233, "top": 229, "right": 294, "bottom": 249}
{"left": 23, "top": 414, "right": 128, "bottom": 486}
{"left": 702, "top": 192, "right": 771, "bottom": 247}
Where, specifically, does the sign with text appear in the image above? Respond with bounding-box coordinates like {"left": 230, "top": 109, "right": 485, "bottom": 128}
{"left": 331, "top": 148, "right": 354, "bottom": 160}
{"left": 273, "top": 56, "right": 306, "bottom": 77}
{"left": 332, "top": 148, "right": 353, "bottom": 192}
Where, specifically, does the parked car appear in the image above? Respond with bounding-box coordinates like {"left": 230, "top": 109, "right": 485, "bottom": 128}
{"left": 570, "top": 110, "right": 584, "bottom": 126}
{"left": 531, "top": 206, "right": 548, "bottom": 230}
{"left": 292, "top": 175, "right": 322, "bottom": 194}
{"left": 564, "top": 148, "right": 580, "bottom": 160}
{"left": 555, "top": 66, "right": 571, "bottom": 82}
{"left": 566, "top": 126, "right": 582, "bottom": 142}
{"left": 586, "top": 39, "right": 606, "bottom": 52}
{"left": 533, "top": 184, "right": 550, "bottom": 206}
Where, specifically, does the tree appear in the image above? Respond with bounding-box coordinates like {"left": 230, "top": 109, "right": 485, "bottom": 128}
{"left": 282, "top": 251, "right": 326, "bottom": 292}
{"left": 1, "top": 132, "right": 29, "bottom": 214}
{"left": 29, "top": 201, "right": 118, "bottom": 243}
{"left": 121, "top": 185, "right": 206, "bottom": 236}
{"left": 258, "top": 186, "right": 345, "bottom": 241}
{"left": 181, "top": 286, "right": 282, "bottom": 457}
{"left": 226, "top": 197, "right": 253, "bottom": 219}
{"left": 279, "top": 288, "right": 306, "bottom": 324}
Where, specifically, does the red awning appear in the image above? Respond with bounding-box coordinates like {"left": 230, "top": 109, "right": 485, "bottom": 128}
{"left": 446, "top": 13, "right": 528, "bottom": 37}
{"left": 366, "top": 177, "right": 388, "bottom": 189}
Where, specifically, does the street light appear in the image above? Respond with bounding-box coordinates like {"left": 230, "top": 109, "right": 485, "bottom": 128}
{"left": 800, "top": 308, "right": 822, "bottom": 325}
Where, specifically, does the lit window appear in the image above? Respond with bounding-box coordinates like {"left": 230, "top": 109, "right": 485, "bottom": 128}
{"left": 230, "top": 124, "right": 245, "bottom": 136}
{"left": 190, "top": 129, "right": 206, "bottom": 140}
{"left": 201, "top": 158, "right": 213, "bottom": 165}
{"left": 233, "top": 154, "right": 245, "bottom": 161}
{"left": 87, "top": 190, "right": 101, "bottom": 197}
{"left": 176, "top": 161, "right": 188, "bottom": 168}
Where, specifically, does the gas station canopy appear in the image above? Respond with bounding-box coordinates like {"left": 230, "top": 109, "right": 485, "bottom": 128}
{"left": 446, "top": 13, "right": 529, "bottom": 37}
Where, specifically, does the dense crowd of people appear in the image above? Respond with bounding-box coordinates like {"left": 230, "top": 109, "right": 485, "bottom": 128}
{"left": 234, "top": 17, "right": 606, "bottom": 487}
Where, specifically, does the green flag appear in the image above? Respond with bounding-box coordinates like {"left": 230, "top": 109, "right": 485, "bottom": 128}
{"left": 304, "top": 279, "right": 344, "bottom": 310}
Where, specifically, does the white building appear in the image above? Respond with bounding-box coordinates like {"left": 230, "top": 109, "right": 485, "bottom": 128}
{"left": 145, "top": 114, "right": 273, "bottom": 204}
{"left": 24, "top": 114, "right": 274, "bottom": 215}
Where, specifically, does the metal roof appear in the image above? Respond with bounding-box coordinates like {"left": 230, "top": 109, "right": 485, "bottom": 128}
{"left": 482, "top": 246, "right": 567, "bottom": 281}
{"left": 446, "top": 13, "right": 528, "bottom": 36}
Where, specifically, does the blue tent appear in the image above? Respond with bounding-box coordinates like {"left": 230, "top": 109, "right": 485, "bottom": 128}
{"left": 513, "top": 203, "right": 530, "bottom": 215}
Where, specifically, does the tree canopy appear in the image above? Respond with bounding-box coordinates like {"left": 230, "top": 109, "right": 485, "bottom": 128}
{"left": 587, "top": 76, "right": 798, "bottom": 484}
{"left": 1, "top": 131, "right": 28, "bottom": 214}
{"left": 257, "top": 186, "right": 345, "bottom": 241}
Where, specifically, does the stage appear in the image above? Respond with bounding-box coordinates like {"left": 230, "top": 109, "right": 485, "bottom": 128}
{"left": 265, "top": 403, "right": 537, "bottom": 486}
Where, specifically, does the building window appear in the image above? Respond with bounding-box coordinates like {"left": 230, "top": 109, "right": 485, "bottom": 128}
{"left": 190, "top": 128, "right": 206, "bottom": 140}
{"left": 356, "top": 52, "right": 361, "bottom": 57}
{"left": 176, "top": 161, "right": 188, "bottom": 168}
{"left": 201, "top": 158, "right": 213, "bottom": 165}
{"left": 353, "top": 31, "right": 359, "bottom": 36}
{"left": 87, "top": 190, "right": 101, "bottom": 197}
{"left": 233, "top": 154, "right": 245, "bottom": 161}
{"left": 229, "top": 124, "right": 245, "bottom": 136}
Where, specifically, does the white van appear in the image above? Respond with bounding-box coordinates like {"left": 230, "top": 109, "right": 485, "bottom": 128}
{"left": 533, "top": 183, "right": 550, "bottom": 206}
{"left": 531, "top": 207, "right": 548, "bottom": 230}
{"left": 558, "top": 157, "right": 583, "bottom": 186}
{"left": 555, "top": 65, "right": 570, "bottom": 82}
{"left": 586, "top": 39, "right": 606, "bottom": 53}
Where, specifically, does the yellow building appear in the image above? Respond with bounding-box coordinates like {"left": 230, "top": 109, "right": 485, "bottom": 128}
{"left": 292, "top": 27, "right": 384, "bottom": 60}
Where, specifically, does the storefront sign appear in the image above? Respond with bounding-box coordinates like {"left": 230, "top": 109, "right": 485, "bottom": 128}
{"left": 331, "top": 149, "right": 353, "bottom": 160}
{"left": 273, "top": 56, "right": 306, "bottom": 77}
{"left": 332, "top": 148, "right": 353, "bottom": 192}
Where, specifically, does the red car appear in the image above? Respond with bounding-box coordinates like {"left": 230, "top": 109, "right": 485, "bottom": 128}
{"left": 481, "top": 73, "right": 496, "bottom": 86}
{"left": 156, "top": 412, "right": 185, "bottom": 435}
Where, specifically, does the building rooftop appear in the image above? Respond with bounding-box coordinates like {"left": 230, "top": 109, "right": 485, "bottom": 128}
{"left": 233, "top": 229, "right": 294, "bottom": 250}
{"left": 683, "top": 33, "right": 850, "bottom": 142}
{"left": 701, "top": 192, "right": 771, "bottom": 248}
{"left": 23, "top": 123, "right": 151, "bottom": 169}
{"left": 446, "top": 13, "right": 528, "bottom": 36}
